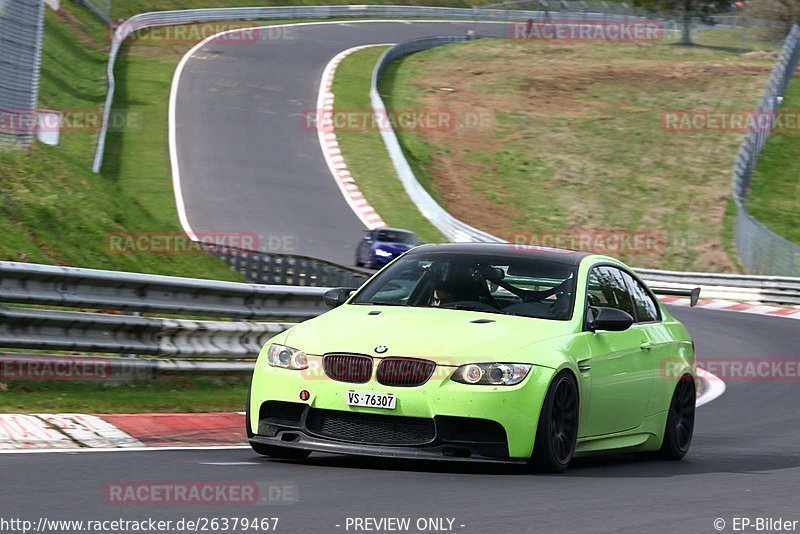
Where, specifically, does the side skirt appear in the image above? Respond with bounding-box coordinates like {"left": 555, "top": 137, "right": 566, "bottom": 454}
{"left": 574, "top": 411, "right": 668, "bottom": 456}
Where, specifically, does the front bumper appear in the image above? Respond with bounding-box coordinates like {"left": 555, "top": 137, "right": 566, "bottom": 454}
{"left": 250, "top": 433, "right": 526, "bottom": 464}
{"left": 249, "top": 357, "right": 556, "bottom": 460}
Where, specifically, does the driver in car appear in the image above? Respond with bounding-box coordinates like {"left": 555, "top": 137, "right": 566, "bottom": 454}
{"left": 429, "top": 263, "right": 494, "bottom": 308}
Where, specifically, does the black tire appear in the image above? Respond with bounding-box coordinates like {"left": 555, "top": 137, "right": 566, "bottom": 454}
{"left": 246, "top": 390, "right": 311, "bottom": 460}
{"left": 659, "top": 375, "right": 695, "bottom": 460}
{"left": 529, "top": 371, "right": 579, "bottom": 473}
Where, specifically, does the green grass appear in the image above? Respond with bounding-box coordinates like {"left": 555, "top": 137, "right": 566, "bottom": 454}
{"left": 331, "top": 47, "right": 446, "bottom": 243}
{"left": 0, "top": 4, "right": 241, "bottom": 279}
{"left": 0, "top": 377, "right": 249, "bottom": 413}
{"left": 691, "top": 28, "right": 784, "bottom": 51}
{"left": 378, "top": 36, "right": 778, "bottom": 271}
{"left": 746, "top": 78, "right": 800, "bottom": 245}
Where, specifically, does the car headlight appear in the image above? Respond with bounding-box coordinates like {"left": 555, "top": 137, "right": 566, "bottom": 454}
{"left": 451, "top": 363, "right": 532, "bottom": 386}
{"left": 266, "top": 344, "right": 308, "bottom": 370}
{"left": 374, "top": 249, "right": 393, "bottom": 257}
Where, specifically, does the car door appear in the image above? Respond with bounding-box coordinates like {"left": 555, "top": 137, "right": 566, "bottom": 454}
{"left": 583, "top": 266, "right": 655, "bottom": 437}
{"left": 620, "top": 270, "right": 672, "bottom": 417}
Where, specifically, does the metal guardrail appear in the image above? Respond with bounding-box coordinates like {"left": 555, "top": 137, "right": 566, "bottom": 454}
{"left": 0, "top": 260, "right": 329, "bottom": 359}
{"left": 0, "top": 353, "right": 255, "bottom": 381}
{"left": 731, "top": 24, "right": 800, "bottom": 276}
{"left": 636, "top": 268, "right": 800, "bottom": 306}
{"left": 1, "top": 261, "right": 799, "bottom": 363}
{"left": 0, "top": 260, "right": 328, "bottom": 319}
{"left": 0, "top": 0, "right": 46, "bottom": 149}
{"left": 0, "top": 306, "right": 290, "bottom": 358}
{"left": 211, "top": 246, "right": 369, "bottom": 287}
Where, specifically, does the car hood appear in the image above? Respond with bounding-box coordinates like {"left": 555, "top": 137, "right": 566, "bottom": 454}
{"left": 373, "top": 242, "right": 414, "bottom": 254}
{"left": 282, "top": 304, "right": 577, "bottom": 366}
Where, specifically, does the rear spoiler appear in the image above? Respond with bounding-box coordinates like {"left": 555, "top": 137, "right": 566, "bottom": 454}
{"left": 651, "top": 287, "right": 701, "bottom": 307}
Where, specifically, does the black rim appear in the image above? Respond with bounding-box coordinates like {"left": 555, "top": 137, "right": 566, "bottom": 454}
{"left": 550, "top": 378, "right": 578, "bottom": 463}
{"left": 672, "top": 378, "right": 696, "bottom": 451}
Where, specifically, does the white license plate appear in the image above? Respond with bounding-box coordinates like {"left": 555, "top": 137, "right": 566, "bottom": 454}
{"left": 346, "top": 390, "right": 396, "bottom": 410}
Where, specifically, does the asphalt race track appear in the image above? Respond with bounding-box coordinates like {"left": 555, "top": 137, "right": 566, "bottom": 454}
{"left": 173, "top": 21, "right": 508, "bottom": 265}
{"left": 2, "top": 307, "right": 799, "bottom": 533}
{"left": 10, "top": 19, "right": 796, "bottom": 534}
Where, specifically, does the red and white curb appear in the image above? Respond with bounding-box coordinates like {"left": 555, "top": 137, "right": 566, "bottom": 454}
{"left": 316, "top": 45, "right": 393, "bottom": 230}
{"left": 0, "top": 374, "right": 724, "bottom": 450}
{"left": 659, "top": 296, "right": 800, "bottom": 320}
{"left": 0, "top": 412, "right": 245, "bottom": 451}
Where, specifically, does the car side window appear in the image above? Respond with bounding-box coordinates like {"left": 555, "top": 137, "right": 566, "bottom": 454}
{"left": 621, "top": 271, "right": 660, "bottom": 323}
{"left": 586, "top": 266, "right": 635, "bottom": 317}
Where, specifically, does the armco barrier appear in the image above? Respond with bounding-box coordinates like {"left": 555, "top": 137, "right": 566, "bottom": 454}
{"left": 0, "top": 260, "right": 328, "bottom": 319}
{"left": 1, "top": 261, "right": 799, "bottom": 363}
{"left": 211, "top": 246, "right": 369, "bottom": 287}
{"left": 0, "top": 260, "right": 326, "bottom": 360}
{"left": 0, "top": 353, "right": 255, "bottom": 381}
{"left": 0, "top": 306, "right": 290, "bottom": 358}
{"left": 636, "top": 268, "right": 800, "bottom": 306}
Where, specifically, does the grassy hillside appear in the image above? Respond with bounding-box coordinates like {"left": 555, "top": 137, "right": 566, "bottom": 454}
{"left": 0, "top": 4, "right": 240, "bottom": 279}
{"left": 376, "top": 35, "right": 779, "bottom": 271}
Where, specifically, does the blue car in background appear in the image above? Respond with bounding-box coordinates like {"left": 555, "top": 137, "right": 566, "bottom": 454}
{"left": 355, "top": 228, "right": 419, "bottom": 269}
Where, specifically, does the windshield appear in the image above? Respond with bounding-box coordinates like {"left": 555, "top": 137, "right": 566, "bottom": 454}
{"left": 376, "top": 230, "right": 417, "bottom": 244}
{"left": 351, "top": 250, "right": 578, "bottom": 321}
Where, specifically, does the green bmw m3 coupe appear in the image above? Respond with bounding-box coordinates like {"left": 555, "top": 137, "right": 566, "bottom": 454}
{"left": 247, "top": 243, "right": 699, "bottom": 472}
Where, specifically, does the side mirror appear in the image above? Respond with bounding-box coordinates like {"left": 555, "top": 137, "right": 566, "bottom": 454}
{"left": 587, "top": 306, "right": 634, "bottom": 332}
{"left": 323, "top": 287, "right": 356, "bottom": 309}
